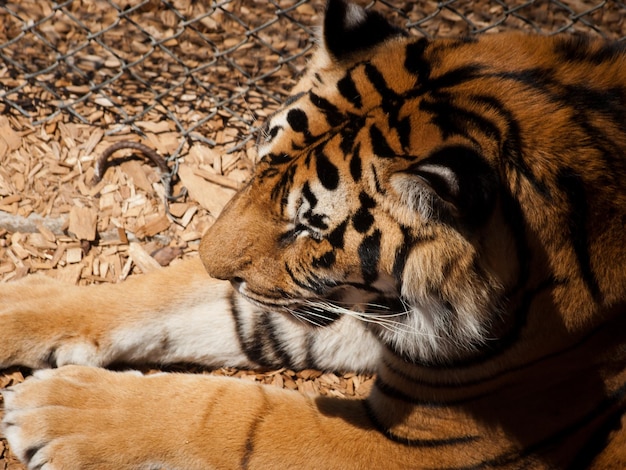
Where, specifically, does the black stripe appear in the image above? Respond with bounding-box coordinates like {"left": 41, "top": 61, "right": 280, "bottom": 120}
{"left": 23, "top": 445, "right": 44, "bottom": 466}
{"left": 374, "top": 376, "right": 490, "bottom": 408}
{"left": 340, "top": 126, "right": 357, "bottom": 156}
{"left": 363, "top": 62, "right": 405, "bottom": 132}
{"left": 352, "top": 191, "right": 376, "bottom": 234}
{"left": 418, "top": 96, "right": 501, "bottom": 143}
{"left": 312, "top": 250, "right": 336, "bottom": 269}
{"left": 556, "top": 168, "right": 602, "bottom": 302}
{"left": 265, "top": 316, "right": 295, "bottom": 368}
{"left": 315, "top": 149, "right": 340, "bottom": 190}
{"left": 229, "top": 289, "right": 260, "bottom": 366}
{"left": 371, "top": 163, "right": 385, "bottom": 194}
{"left": 230, "top": 290, "right": 292, "bottom": 368}
{"left": 270, "top": 163, "right": 296, "bottom": 206}
{"left": 364, "top": 62, "right": 398, "bottom": 102}
{"left": 240, "top": 391, "right": 267, "bottom": 470}
{"left": 286, "top": 108, "right": 309, "bottom": 134}
{"left": 391, "top": 225, "right": 414, "bottom": 286}
{"left": 285, "top": 262, "right": 314, "bottom": 291}
{"left": 358, "top": 229, "right": 382, "bottom": 284}
{"left": 576, "top": 118, "right": 624, "bottom": 180}
{"left": 337, "top": 71, "right": 362, "bottom": 108}
{"left": 258, "top": 165, "right": 280, "bottom": 180}
{"left": 293, "top": 304, "right": 340, "bottom": 327}
{"left": 248, "top": 314, "right": 274, "bottom": 367}
{"left": 469, "top": 94, "right": 552, "bottom": 201}
{"left": 428, "top": 64, "right": 485, "bottom": 91}
{"left": 404, "top": 38, "right": 430, "bottom": 81}
{"left": 309, "top": 91, "right": 344, "bottom": 127}
{"left": 349, "top": 142, "right": 362, "bottom": 182}
{"left": 492, "top": 68, "right": 625, "bottom": 124}
{"left": 301, "top": 181, "right": 317, "bottom": 209}
{"left": 265, "top": 125, "right": 281, "bottom": 144}
{"left": 363, "top": 400, "right": 479, "bottom": 448}
{"left": 554, "top": 35, "right": 626, "bottom": 66}
{"left": 397, "top": 115, "right": 412, "bottom": 152}
{"left": 303, "top": 331, "right": 318, "bottom": 369}
{"left": 267, "top": 152, "right": 291, "bottom": 165}
{"left": 327, "top": 219, "right": 348, "bottom": 249}
{"left": 303, "top": 211, "right": 328, "bottom": 231}
{"left": 369, "top": 124, "right": 396, "bottom": 158}
{"left": 44, "top": 347, "right": 58, "bottom": 368}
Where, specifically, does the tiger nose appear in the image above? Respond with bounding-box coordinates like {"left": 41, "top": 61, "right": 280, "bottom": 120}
{"left": 199, "top": 219, "right": 256, "bottom": 282}
{"left": 199, "top": 236, "right": 243, "bottom": 281}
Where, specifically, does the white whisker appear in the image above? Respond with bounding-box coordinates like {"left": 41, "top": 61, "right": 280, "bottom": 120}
{"left": 302, "top": 299, "right": 446, "bottom": 341}
{"left": 284, "top": 306, "right": 333, "bottom": 328}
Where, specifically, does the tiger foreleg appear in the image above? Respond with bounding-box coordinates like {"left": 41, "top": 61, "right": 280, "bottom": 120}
{"left": 0, "top": 258, "right": 380, "bottom": 372}
{"left": 2, "top": 365, "right": 412, "bottom": 470}
{"left": 0, "top": 259, "right": 256, "bottom": 370}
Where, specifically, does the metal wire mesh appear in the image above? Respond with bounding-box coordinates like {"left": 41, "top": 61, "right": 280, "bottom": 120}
{"left": 1, "top": 0, "right": 625, "bottom": 162}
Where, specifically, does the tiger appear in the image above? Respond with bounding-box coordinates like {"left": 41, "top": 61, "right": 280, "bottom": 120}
{"left": 2, "top": 0, "right": 626, "bottom": 468}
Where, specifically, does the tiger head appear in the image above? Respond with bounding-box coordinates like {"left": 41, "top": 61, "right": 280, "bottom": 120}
{"left": 201, "top": 0, "right": 626, "bottom": 366}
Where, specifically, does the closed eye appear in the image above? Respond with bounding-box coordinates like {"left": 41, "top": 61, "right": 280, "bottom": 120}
{"left": 297, "top": 222, "right": 323, "bottom": 241}
{"left": 278, "top": 223, "right": 322, "bottom": 245}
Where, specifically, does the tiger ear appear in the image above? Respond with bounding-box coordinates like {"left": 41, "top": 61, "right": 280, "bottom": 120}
{"left": 323, "top": 0, "right": 405, "bottom": 61}
{"left": 390, "top": 145, "right": 498, "bottom": 228}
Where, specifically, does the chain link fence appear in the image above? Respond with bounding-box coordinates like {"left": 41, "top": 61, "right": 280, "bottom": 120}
{"left": 1, "top": 0, "right": 625, "bottom": 163}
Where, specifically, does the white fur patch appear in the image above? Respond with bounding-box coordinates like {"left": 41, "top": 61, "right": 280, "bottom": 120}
{"left": 344, "top": 3, "right": 367, "bottom": 29}
{"left": 107, "top": 294, "right": 255, "bottom": 368}
{"left": 390, "top": 173, "right": 437, "bottom": 221}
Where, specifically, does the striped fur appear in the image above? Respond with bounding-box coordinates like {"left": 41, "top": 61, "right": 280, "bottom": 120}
{"left": 3, "top": 0, "right": 626, "bottom": 468}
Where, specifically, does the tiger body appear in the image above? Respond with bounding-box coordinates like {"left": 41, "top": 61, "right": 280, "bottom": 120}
{"left": 2, "top": 0, "right": 626, "bottom": 468}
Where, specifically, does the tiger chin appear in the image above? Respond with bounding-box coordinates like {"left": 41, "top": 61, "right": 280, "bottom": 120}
{"left": 2, "top": 0, "right": 626, "bottom": 468}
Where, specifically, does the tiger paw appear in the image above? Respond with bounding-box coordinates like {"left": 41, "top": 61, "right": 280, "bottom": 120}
{"left": 1, "top": 366, "right": 167, "bottom": 470}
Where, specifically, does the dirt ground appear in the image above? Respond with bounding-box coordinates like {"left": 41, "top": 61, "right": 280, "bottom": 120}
{"left": 1, "top": 0, "right": 625, "bottom": 468}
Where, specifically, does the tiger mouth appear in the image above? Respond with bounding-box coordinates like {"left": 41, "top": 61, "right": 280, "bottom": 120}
{"left": 232, "top": 280, "right": 403, "bottom": 328}
{"left": 230, "top": 281, "right": 310, "bottom": 310}
{"left": 233, "top": 287, "right": 341, "bottom": 327}
{"left": 231, "top": 280, "right": 365, "bottom": 325}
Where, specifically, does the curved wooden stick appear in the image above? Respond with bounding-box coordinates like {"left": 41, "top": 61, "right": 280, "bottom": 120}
{"left": 93, "top": 141, "right": 170, "bottom": 184}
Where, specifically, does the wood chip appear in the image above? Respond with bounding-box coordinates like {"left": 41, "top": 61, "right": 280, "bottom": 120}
{"left": 194, "top": 167, "right": 243, "bottom": 190}
{"left": 120, "top": 160, "right": 155, "bottom": 193}
{"left": 36, "top": 223, "right": 56, "bottom": 243}
{"left": 48, "top": 263, "right": 84, "bottom": 285}
{"left": 178, "top": 164, "right": 235, "bottom": 217}
{"left": 128, "top": 242, "right": 162, "bottom": 272}
{"left": 68, "top": 206, "right": 98, "bottom": 241}
{"left": 0, "top": 116, "right": 22, "bottom": 156}
{"left": 65, "top": 247, "right": 83, "bottom": 264}
{"left": 134, "top": 213, "right": 170, "bottom": 238}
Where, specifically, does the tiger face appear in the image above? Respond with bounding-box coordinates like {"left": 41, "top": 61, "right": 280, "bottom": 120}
{"left": 201, "top": 0, "right": 626, "bottom": 367}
